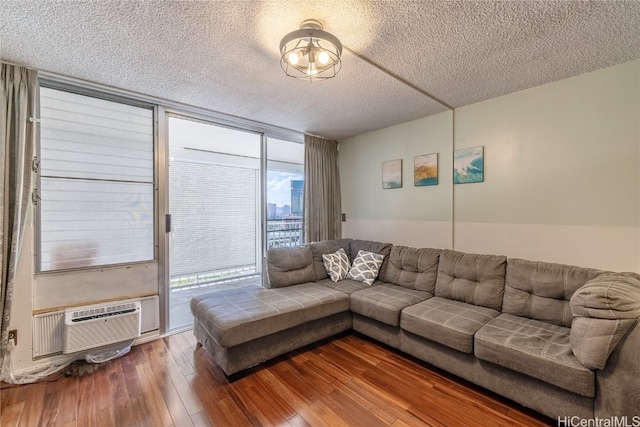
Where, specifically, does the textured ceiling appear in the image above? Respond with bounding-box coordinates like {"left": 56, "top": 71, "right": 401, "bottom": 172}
{"left": 1, "top": 1, "right": 639, "bottom": 140}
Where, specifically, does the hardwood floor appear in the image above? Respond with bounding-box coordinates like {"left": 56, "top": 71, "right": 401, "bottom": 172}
{"left": 1, "top": 331, "right": 554, "bottom": 426}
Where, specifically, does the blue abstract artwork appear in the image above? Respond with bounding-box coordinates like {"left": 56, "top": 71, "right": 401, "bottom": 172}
{"left": 382, "top": 159, "right": 402, "bottom": 189}
{"left": 453, "top": 146, "right": 484, "bottom": 184}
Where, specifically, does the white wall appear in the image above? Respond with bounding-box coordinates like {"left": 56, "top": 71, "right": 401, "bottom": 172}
{"left": 340, "top": 59, "right": 640, "bottom": 272}
{"left": 339, "top": 111, "right": 453, "bottom": 249}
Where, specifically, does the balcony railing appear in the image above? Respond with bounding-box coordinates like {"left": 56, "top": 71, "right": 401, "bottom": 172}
{"left": 170, "top": 265, "right": 258, "bottom": 288}
{"left": 267, "top": 218, "right": 302, "bottom": 249}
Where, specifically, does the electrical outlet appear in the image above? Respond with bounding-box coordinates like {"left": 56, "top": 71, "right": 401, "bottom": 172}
{"left": 8, "top": 329, "right": 17, "bottom": 346}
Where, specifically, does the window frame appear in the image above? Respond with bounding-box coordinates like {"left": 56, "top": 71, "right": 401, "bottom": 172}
{"left": 35, "top": 79, "right": 159, "bottom": 274}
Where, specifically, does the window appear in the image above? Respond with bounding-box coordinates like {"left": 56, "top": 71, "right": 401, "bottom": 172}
{"left": 38, "top": 87, "right": 155, "bottom": 271}
{"left": 266, "top": 137, "right": 304, "bottom": 248}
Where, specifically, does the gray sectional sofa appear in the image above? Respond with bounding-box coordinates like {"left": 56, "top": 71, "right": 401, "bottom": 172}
{"left": 190, "top": 238, "right": 640, "bottom": 420}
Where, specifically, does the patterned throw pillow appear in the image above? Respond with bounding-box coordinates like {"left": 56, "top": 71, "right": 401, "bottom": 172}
{"left": 347, "top": 250, "right": 385, "bottom": 286}
{"left": 322, "top": 248, "right": 351, "bottom": 282}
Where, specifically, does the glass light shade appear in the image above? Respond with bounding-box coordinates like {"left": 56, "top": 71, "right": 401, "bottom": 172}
{"left": 279, "top": 20, "right": 342, "bottom": 81}
{"left": 288, "top": 52, "right": 300, "bottom": 65}
{"left": 317, "top": 51, "right": 330, "bottom": 64}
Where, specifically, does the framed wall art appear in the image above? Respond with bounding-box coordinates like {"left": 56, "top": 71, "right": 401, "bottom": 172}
{"left": 453, "top": 146, "right": 484, "bottom": 184}
{"left": 414, "top": 153, "right": 438, "bottom": 186}
{"left": 382, "top": 159, "right": 402, "bottom": 189}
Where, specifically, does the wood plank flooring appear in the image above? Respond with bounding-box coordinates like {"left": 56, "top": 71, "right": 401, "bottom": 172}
{"left": 1, "top": 331, "right": 554, "bottom": 426}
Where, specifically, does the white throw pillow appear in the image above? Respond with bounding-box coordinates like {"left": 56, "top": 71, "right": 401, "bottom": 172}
{"left": 322, "top": 248, "right": 351, "bottom": 282}
{"left": 347, "top": 250, "right": 385, "bottom": 286}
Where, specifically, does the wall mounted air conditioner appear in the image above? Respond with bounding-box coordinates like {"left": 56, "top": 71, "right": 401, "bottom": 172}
{"left": 63, "top": 301, "right": 141, "bottom": 354}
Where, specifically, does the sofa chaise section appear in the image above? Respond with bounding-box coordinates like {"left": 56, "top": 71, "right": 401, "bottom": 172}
{"left": 191, "top": 244, "right": 352, "bottom": 375}
{"left": 191, "top": 283, "right": 351, "bottom": 376}
{"left": 191, "top": 284, "right": 350, "bottom": 349}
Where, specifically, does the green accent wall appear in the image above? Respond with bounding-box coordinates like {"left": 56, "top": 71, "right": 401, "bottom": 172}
{"left": 340, "top": 111, "right": 453, "bottom": 222}
{"left": 454, "top": 60, "right": 639, "bottom": 227}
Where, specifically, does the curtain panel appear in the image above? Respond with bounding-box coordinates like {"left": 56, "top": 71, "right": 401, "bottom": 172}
{"left": 1, "top": 63, "right": 38, "bottom": 368}
{"left": 303, "top": 135, "right": 342, "bottom": 243}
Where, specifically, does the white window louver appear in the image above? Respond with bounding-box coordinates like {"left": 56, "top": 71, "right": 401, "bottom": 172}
{"left": 38, "top": 87, "right": 154, "bottom": 271}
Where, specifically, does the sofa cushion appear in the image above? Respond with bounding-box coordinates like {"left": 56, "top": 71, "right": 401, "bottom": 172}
{"left": 503, "top": 258, "right": 603, "bottom": 327}
{"left": 347, "top": 250, "right": 385, "bottom": 286}
{"left": 350, "top": 283, "right": 431, "bottom": 326}
{"left": 349, "top": 239, "right": 392, "bottom": 261}
{"left": 569, "top": 273, "right": 640, "bottom": 370}
{"left": 475, "top": 313, "right": 595, "bottom": 397}
{"left": 190, "top": 283, "right": 350, "bottom": 348}
{"left": 266, "top": 245, "right": 315, "bottom": 288}
{"left": 322, "top": 248, "right": 351, "bottom": 282}
{"left": 316, "top": 277, "right": 370, "bottom": 295}
{"left": 401, "top": 297, "right": 499, "bottom": 354}
{"left": 381, "top": 246, "right": 440, "bottom": 292}
{"left": 434, "top": 250, "right": 507, "bottom": 311}
{"left": 309, "top": 238, "right": 353, "bottom": 281}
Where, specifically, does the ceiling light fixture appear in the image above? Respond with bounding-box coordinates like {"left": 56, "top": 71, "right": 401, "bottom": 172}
{"left": 280, "top": 19, "right": 342, "bottom": 81}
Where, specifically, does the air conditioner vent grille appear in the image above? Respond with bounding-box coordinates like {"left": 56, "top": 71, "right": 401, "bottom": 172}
{"left": 72, "top": 302, "right": 138, "bottom": 321}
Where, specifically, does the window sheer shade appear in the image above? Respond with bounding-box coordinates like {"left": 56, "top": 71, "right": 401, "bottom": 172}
{"left": 169, "top": 159, "right": 257, "bottom": 277}
{"left": 39, "top": 88, "right": 154, "bottom": 271}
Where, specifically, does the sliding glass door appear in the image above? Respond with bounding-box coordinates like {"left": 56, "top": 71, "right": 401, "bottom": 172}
{"left": 167, "top": 117, "right": 262, "bottom": 330}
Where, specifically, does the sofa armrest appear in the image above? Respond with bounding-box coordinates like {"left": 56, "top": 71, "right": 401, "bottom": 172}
{"left": 595, "top": 320, "right": 640, "bottom": 418}
{"left": 569, "top": 273, "right": 640, "bottom": 370}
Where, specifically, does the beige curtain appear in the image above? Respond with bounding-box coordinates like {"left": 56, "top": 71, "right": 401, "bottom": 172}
{"left": 1, "top": 63, "right": 37, "bottom": 367}
{"left": 303, "top": 135, "right": 342, "bottom": 243}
